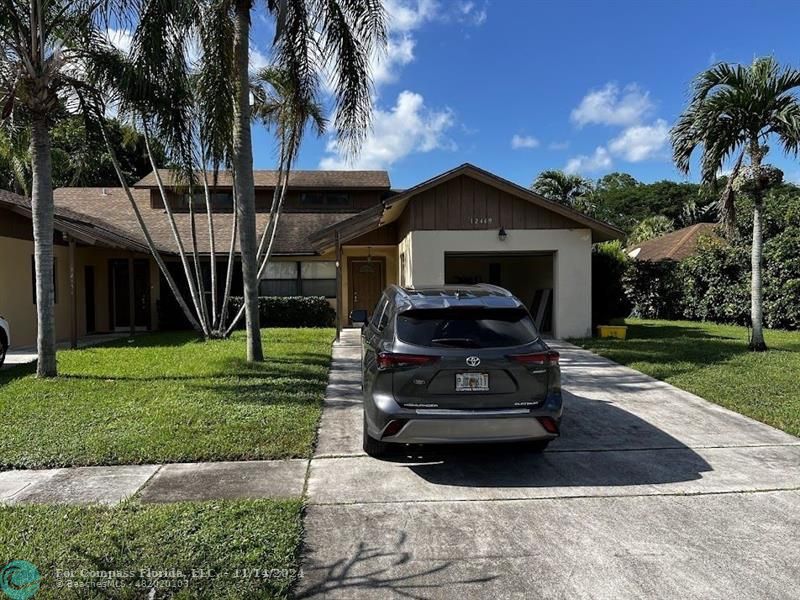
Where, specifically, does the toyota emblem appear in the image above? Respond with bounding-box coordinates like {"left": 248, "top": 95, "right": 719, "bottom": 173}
{"left": 466, "top": 356, "right": 481, "bottom": 367}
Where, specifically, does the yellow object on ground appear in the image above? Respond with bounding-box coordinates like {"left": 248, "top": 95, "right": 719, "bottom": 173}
{"left": 596, "top": 325, "right": 628, "bottom": 339}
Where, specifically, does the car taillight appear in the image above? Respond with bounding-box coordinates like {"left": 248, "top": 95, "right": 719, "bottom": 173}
{"left": 508, "top": 351, "right": 560, "bottom": 366}
{"left": 377, "top": 352, "right": 440, "bottom": 370}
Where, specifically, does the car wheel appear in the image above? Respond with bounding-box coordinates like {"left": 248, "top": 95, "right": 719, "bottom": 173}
{"left": 525, "top": 439, "right": 550, "bottom": 453}
{"left": 362, "top": 414, "right": 390, "bottom": 458}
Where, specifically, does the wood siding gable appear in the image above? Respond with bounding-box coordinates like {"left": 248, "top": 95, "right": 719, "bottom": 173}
{"left": 398, "top": 174, "right": 585, "bottom": 236}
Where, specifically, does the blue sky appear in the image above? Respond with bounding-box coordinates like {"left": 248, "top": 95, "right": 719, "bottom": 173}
{"left": 252, "top": 1, "right": 800, "bottom": 188}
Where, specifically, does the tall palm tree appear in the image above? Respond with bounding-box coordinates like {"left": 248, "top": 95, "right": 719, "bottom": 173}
{"left": 531, "top": 170, "right": 594, "bottom": 206}
{"left": 201, "top": 0, "right": 386, "bottom": 361}
{"left": 672, "top": 57, "right": 800, "bottom": 351}
{"left": 225, "top": 65, "right": 326, "bottom": 334}
{"left": 0, "top": 0, "right": 117, "bottom": 376}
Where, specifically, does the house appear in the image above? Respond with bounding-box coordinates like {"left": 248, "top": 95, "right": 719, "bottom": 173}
{"left": 627, "top": 223, "right": 719, "bottom": 262}
{"left": 0, "top": 163, "right": 622, "bottom": 348}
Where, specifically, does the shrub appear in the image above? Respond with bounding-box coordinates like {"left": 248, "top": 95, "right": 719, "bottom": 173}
{"left": 592, "top": 241, "right": 631, "bottom": 325}
{"left": 679, "top": 237, "right": 750, "bottom": 325}
{"left": 227, "top": 296, "right": 335, "bottom": 328}
{"left": 763, "top": 226, "right": 800, "bottom": 330}
{"left": 623, "top": 260, "right": 683, "bottom": 319}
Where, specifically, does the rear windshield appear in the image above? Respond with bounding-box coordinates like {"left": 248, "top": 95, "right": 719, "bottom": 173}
{"left": 396, "top": 308, "right": 538, "bottom": 348}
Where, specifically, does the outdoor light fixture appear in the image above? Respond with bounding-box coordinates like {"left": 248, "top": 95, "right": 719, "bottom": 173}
{"left": 498, "top": 227, "right": 508, "bottom": 241}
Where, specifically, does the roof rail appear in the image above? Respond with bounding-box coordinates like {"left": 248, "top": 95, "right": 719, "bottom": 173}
{"left": 474, "top": 283, "right": 513, "bottom": 296}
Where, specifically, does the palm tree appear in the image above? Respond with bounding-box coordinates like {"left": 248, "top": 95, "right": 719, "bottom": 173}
{"left": 672, "top": 57, "right": 800, "bottom": 351}
{"left": 531, "top": 170, "right": 594, "bottom": 206}
{"left": 224, "top": 66, "right": 326, "bottom": 334}
{"left": 206, "top": 0, "right": 385, "bottom": 361}
{"left": 0, "top": 0, "right": 118, "bottom": 376}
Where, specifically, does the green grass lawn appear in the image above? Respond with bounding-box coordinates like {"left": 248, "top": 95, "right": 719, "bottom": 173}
{"left": 0, "top": 328, "right": 334, "bottom": 469}
{"left": 572, "top": 319, "right": 800, "bottom": 437}
{"left": 0, "top": 499, "right": 303, "bottom": 599}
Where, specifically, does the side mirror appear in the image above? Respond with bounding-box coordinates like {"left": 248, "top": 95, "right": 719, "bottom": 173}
{"left": 350, "top": 309, "right": 368, "bottom": 326}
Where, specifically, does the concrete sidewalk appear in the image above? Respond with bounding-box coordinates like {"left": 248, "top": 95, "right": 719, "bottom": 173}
{"left": 0, "top": 459, "right": 307, "bottom": 505}
{"left": 297, "top": 330, "right": 800, "bottom": 599}
{"left": 2, "top": 333, "right": 128, "bottom": 369}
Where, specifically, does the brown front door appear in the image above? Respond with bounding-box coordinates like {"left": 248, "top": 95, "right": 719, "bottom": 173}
{"left": 349, "top": 258, "right": 385, "bottom": 322}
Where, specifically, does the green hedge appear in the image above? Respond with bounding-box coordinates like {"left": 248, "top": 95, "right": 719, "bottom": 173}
{"left": 228, "top": 296, "right": 336, "bottom": 328}
{"left": 592, "top": 241, "right": 631, "bottom": 326}
{"left": 623, "top": 259, "right": 683, "bottom": 320}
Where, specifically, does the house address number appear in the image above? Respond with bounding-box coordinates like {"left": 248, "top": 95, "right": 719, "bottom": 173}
{"left": 468, "top": 216, "right": 494, "bottom": 225}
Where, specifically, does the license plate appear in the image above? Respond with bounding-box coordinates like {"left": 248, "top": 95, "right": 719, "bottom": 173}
{"left": 456, "top": 372, "right": 489, "bottom": 392}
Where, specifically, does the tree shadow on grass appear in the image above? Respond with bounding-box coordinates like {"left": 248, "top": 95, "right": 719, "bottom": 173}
{"left": 569, "top": 332, "right": 752, "bottom": 380}
{"left": 56, "top": 352, "right": 332, "bottom": 383}
{"left": 0, "top": 361, "right": 36, "bottom": 385}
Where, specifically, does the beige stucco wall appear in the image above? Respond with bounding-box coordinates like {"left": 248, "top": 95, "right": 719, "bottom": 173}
{"left": 0, "top": 237, "right": 74, "bottom": 348}
{"left": 402, "top": 229, "right": 593, "bottom": 338}
{"left": 0, "top": 236, "right": 158, "bottom": 348}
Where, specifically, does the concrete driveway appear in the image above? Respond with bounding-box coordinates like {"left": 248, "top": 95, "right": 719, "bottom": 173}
{"left": 297, "top": 330, "right": 800, "bottom": 599}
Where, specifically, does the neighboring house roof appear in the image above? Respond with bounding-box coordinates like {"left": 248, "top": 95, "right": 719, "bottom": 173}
{"left": 309, "top": 163, "right": 625, "bottom": 252}
{"left": 52, "top": 187, "right": 358, "bottom": 255}
{"left": 133, "top": 169, "right": 391, "bottom": 190}
{"left": 627, "top": 222, "right": 720, "bottom": 262}
{"left": 0, "top": 188, "right": 151, "bottom": 252}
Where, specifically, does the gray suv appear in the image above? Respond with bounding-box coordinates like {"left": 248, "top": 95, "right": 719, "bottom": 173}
{"left": 357, "top": 284, "right": 563, "bottom": 457}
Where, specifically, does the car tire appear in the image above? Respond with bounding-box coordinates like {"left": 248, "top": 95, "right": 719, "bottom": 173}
{"left": 525, "top": 439, "right": 550, "bottom": 453}
{"left": 0, "top": 337, "right": 6, "bottom": 369}
{"left": 362, "top": 414, "right": 390, "bottom": 458}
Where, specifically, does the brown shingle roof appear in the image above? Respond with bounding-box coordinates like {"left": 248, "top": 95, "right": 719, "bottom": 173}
{"left": 1, "top": 188, "right": 152, "bottom": 252}
{"left": 628, "top": 223, "right": 720, "bottom": 262}
{"left": 134, "top": 169, "right": 391, "bottom": 189}
{"left": 52, "top": 187, "right": 356, "bottom": 255}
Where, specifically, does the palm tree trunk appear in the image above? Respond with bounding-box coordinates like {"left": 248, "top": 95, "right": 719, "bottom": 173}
{"left": 187, "top": 182, "right": 210, "bottom": 330}
{"left": 30, "top": 116, "right": 57, "bottom": 377}
{"left": 750, "top": 197, "right": 767, "bottom": 351}
{"left": 143, "top": 127, "right": 210, "bottom": 337}
{"left": 232, "top": 0, "right": 263, "bottom": 361}
{"left": 101, "top": 126, "right": 204, "bottom": 335}
{"left": 225, "top": 145, "right": 293, "bottom": 336}
{"left": 201, "top": 168, "right": 218, "bottom": 328}
{"left": 218, "top": 180, "right": 239, "bottom": 335}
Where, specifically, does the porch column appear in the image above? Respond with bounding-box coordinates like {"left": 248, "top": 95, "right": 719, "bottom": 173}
{"left": 128, "top": 253, "right": 136, "bottom": 339}
{"left": 335, "top": 231, "right": 342, "bottom": 341}
{"left": 68, "top": 237, "right": 78, "bottom": 349}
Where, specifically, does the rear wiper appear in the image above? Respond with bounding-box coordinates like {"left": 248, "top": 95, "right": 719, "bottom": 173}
{"left": 431, "top": 337, "right": 480, "bottom": 347}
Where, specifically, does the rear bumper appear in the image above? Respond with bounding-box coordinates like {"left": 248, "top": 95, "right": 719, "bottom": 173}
{"left": 384, "top": 415, "right": 556, "bottom": 444}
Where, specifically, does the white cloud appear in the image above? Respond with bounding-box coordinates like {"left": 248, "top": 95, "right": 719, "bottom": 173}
{"left": 571, "top": 83, "right": 653, "bottom": 127}
{"left": 511, "top": 134, "right": 539, "bottom": 150}
{"left": 249, "top": 46, "right": 270, "bottom": 73}
{"left": 457, "top": 1, "right": 488, "bottom": 25}
{"left": 548, "top": 141, "right": 569, "bottom": 150}
{"left": 564, "top": 147, "right": 612, "bottom": 174}
{"left": 319, "top": 90, "right": 455, "bottom": 169}
{"left": 608, "top": 119, "right": 670, "bottom": 162}
{"left": 106, "top": 28, "right": 132, "bottom": 53}
{"left": 384, "top": 0, "right": 439, "bottom": 32}
{"left": 371, "top": 35, "right": 416, "bottom": 87}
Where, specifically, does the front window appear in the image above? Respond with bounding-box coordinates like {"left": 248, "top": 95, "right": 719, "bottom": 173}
{"left": 299, "top": 192, "right": 351, "bottom": 208}
{"left": 259, "top": 261, "right": 336, "bottom": 298}
{"left": 396, "top": 308, "right": 538, "bottom": 348}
